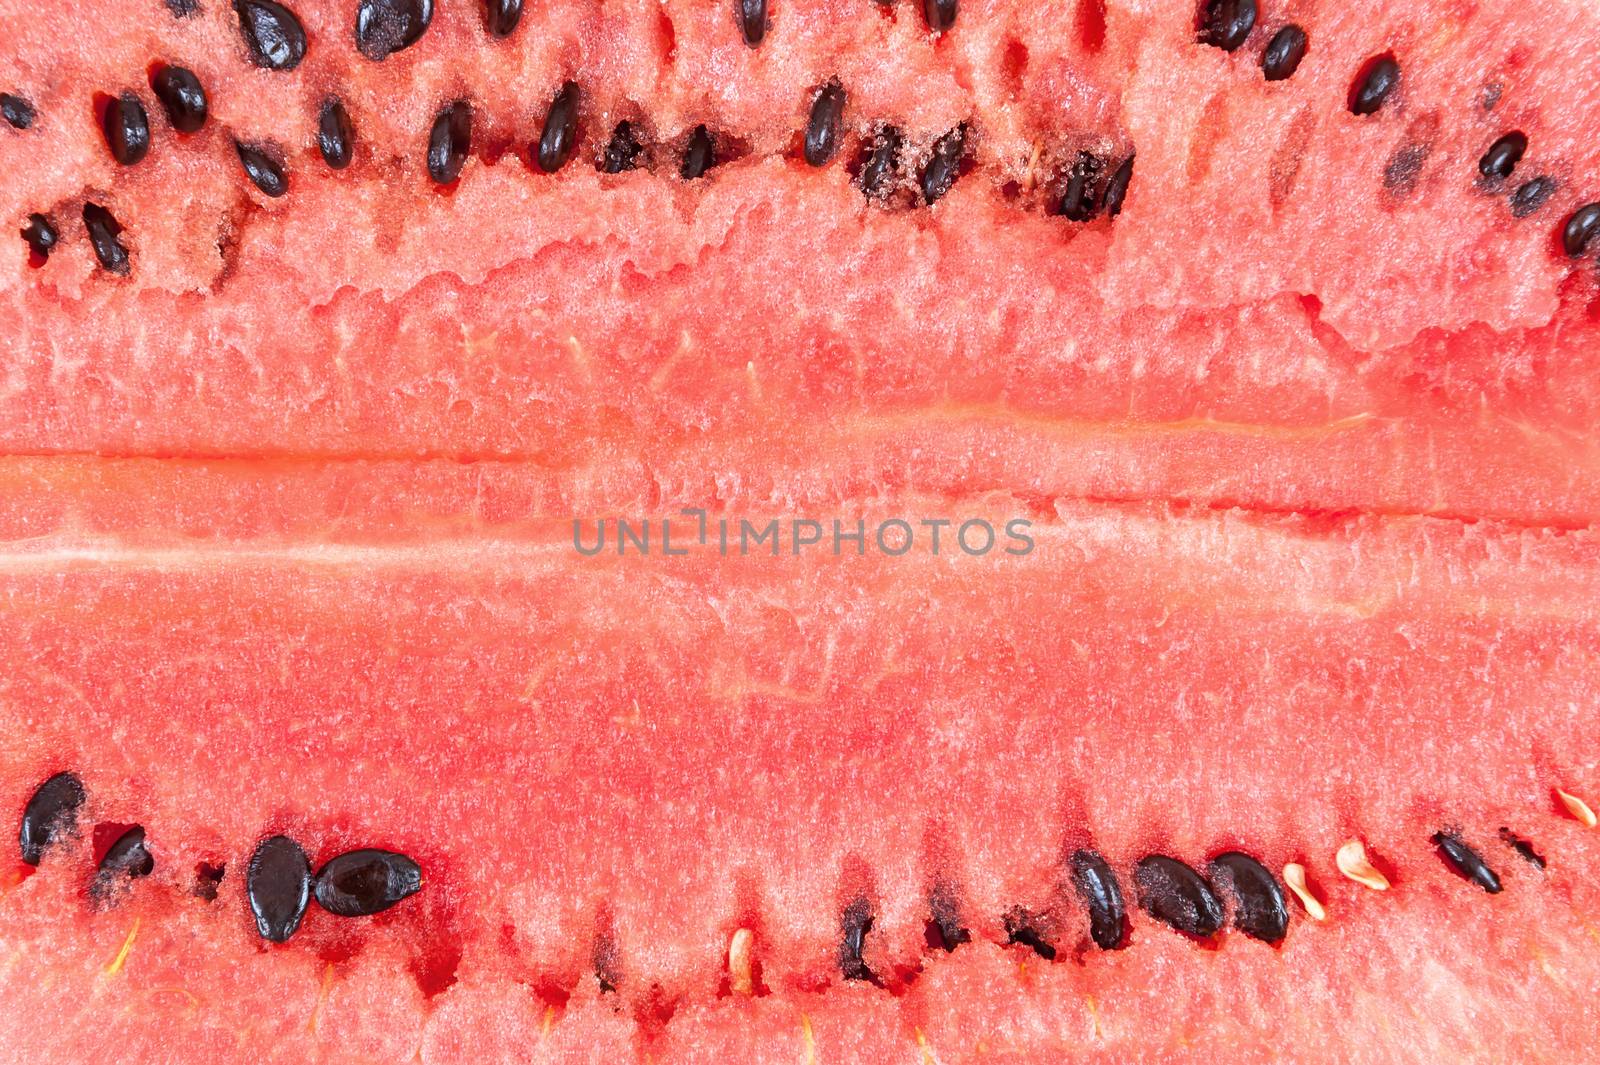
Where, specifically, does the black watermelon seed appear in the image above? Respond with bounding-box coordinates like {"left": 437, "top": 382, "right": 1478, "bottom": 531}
{"left": 1059, "top": 151, "right": 1103, "bottom": 221}
{"left": 485, "top": 0, "right": 523, "bottom": 37}
{"left": 1003, "top": 909, "right": 1057, "bottom": 960}
{"left": 233, "top": 0, "right": 307, "bottom": 71}
{"left": 537, "top": 82, "right": 580, "bottom": 174}
{"left": 1564, "top": 203, "right": 1600, "bottom": 257}
{"left": 737, "top": 0, "right": 767, "bottom": 46}
{"left": 681, "top": 125, "right": 716, "bottom": 180}
{"left": 1510, "top": 176, "right": 1555, "bottom": 218}
{"left": 313, "top": 849, "right": 423, "bottom": 917}
{"left": 236, "top": 142, "right": 288, "bottom": 197}
{"left": 924, "top": 0, "right": 957, "bottom": 34}
{"left": 1498, "top": 828, "right": 1546, "bottom": 869}
{"left": 839, "top": 896, "right": 874, "bottom": 980}
{"left": 166, "top": 0, "right": 201, "bottom": 14}
{"left": 194, "top": 861, "right": 226, "bottom": 900}
{"left": 1070, "top": 848, "right": 1127, "bottom": 950}
{"left": 926, "top": 883, "right": 970, "bottom": 952}
{"left": 804, "top": 80, "right": 846, "bottom": 167}
{"left": 1207, "top": 852, "right": 1288, "bottom": 943}
{"left": 149, "top": 66, "right": 208, "bottom": 133}
{"left": 1135, "top": 855, "right": 1223, "bottom": 937}
{"left": 1200, "top": 0, "right": 1255, "bottom": 52}
{"left": 247, "top": 835, "right": 311, "bottom": 942}
{"left": 82, "top": 203, "right": 130, "bottom": 275}
{"left": 356, "top": 0, "right": 434, "bottom": 61}
{"left": 859, "top": 125, "right": 902, "bottom": 198}
{"left": 1478, "top": 131, "right": 1526, "bottom": 182}
{"left": 1433, "top": 832, "right": 1502, "bottom": 893}
{"left": 97, "top": 826, "right": 155, "bottom": 881}
{"left": 1349, "top": 54, "right": 1400, "bottom": 115}
{"left": 1102, "top": 153, "right": 1134, "bottom": 217}
{"left": 21, "top": 213, "right": 58, "bottom": 264}
{"left": 1, "top": 93, "right": 34, "bottom": 130}
{"left": 1261, "top": 25, "right": 1307, "bottom": 81}
{"left": 920, "top": 124, "right": 966, "bottom": 205}
{"left": 317, "top": 98, "right": 355, "bottom": 169}
{"left": 102, "top": 92, "right": 151, "bottom": 166}
{"left": 427, "top": 100, "right": 471, "bottom": 185}
{"left": 19, "top": 772, "right": 86, "bottom": 865}
{"left": 600, "top": 121, "right": 643, "bottom": 174}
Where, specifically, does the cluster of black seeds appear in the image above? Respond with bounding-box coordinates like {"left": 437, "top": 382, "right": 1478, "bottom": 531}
{"left": 18, "top": 772, "right": 423, "bottom": 943}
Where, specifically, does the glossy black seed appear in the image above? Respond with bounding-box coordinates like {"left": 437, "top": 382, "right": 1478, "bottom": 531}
{"left": 21, "top": 213, "right": 58, "bottom": 263}
{"left": 1499, "top": 828, "right": 1546, "bottom": 869}
{"left": 102, "top": 92, "right": 151, "bottom": 166}
{"left": 318, "top": 98, "right": 355, "bottom": 169}
{"left": 236, "top": 142, "right": 288, "bottom": 197}
{"left": 859, "top": 125, "right": 902, "bottom": 198}
{"left": 1564, "top": 203, "right": 1600, "bottom": 257}
{"left": 600, "top": 121, "right": 643, "bottom": 174}
{"left": 1199, "top": 0, "right": 1255, "bottom": 52}
{"left": 1059, "top": 151, "right": 1103, "bottom": 221}
{"left": 839, "top": 897, "right": 875, "bottom": 980}
{"left": 233, "top": 0, "right": 307, "bottom": 71}
{"left": 1478, "top": 131, "right": 1526, "bottom": 181}
{"left": 1207, "top": 852, "right": 1288, "bottom": 943}
{"left": 1102, "top": 153, "right": 1134, "bottom": 218}
{"left": 681, "top": 124, "right": 716, "bottom": 180}
{"left": 82, "top": 203, "right": 130, "bottom": 275}
{"left": 98, "top": 826, "right": 155, "bottom": 880}
{"left": 485, "top": 0, "right": 523, "bottom": 36}
{"left": 737, "top": 0, "right": 767, "bottom": 46}
{"left": 19, "top": 772, "right": 86, "bottom": 865}
{"left": 150, "top": 66, "right": 208, "bottom": 133}
{"left": 1433, "top": 832, "right": 1502, "bottom": 893}
{"left": 926, "top": 883, "right": 970, "bottom": 952}
{"left": 1, "top": 93, "right": 34, "bottom": 130}
{"left": 1510, "top": 176, "right": 1555, "bottom": 218}
{"left": 920, "top": 124, "right": 966, "bottom": 205}
{"left": 1003, "top": 910, "right": 1057, "bottom": 960}
{"left": 248, "top": 835, "right": 311, "bottom": 942}
{"left": 427, "top": 100, "right": 471, "bottom": 184}
{"left": 1135, "top": 855, "right": 1224, "bottom": 937}
{"left": 314, "top": 849, "right": 423, "bottom": 916}
{"left": 804, "top": 80, "right": 846, "bottom": 167}
{"left": 537, "top": 82, "right": 580, "bottom": 174}
{"left": 1261, "top": 25, "right": 1307, "bottom": 81}
{"left": 1070, "top": 848, "right": 1127, "bottom": 950}
{"left": 1349, "top": 54, "right": 1400, "bottom": 116}
{"left": 194, "top": 862, "right": 227, "bottom": 900}
{"left": 356, "top": 0, "right": 433, "bottom": 61}
{"left": 924, "top": 0, "right": 957, "bottom": 34}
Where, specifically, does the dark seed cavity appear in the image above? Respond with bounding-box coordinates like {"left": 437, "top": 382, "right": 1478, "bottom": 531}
{"left": 924, "top": 0, "right": 957, "bottom": 34}
{"left": 1510, "top": 176, "right": 1555, "bottom": 219}
{"left": 1564, "top": 203, "right": 1600, "bottom": 257}
{"left": 1499, "top": 828, "right": 1546, "bottom": 869}
{"left": 194, "top": 861, "right": 227, "bottom": 900}
{"left": 600, "top": 121, "right": 643, "bottom": 174}
{"left": 1207, "top": 852, "right": 1288, "bottom": 943}
{"left": 1135, "top": 855, "right": 1224, "bottom": 937}
{"left": 166, "top": 0, "right": 201, "bottom": 14}
{"left": 82, "top": 203, "right": 131, "bottom": 275}
{"left": 356, "top": 0, "right": 434, "bottom": 61}
{"left": 485, "top": 0, "right": 523, "bottom": 37}
{"left": 839, "top": 896, "right": 875, "bottom": 981}
{"left": 233, "top": 0, "right": 307, "bottom": 71}
{"left": 19, "top": 772, "right": 86, "bottom": 865}
{"left": 538, "top": 82, "right": 580, "bottom": 174}
{"left": 236, "top": 142, "right": 288, "bottom": 197}
{"left": 737, "top": 0, "right": 767, "bottom": 47}
{"left": 314, "top": 849, "right": 423, "bottom": 917}
{"left": 804, "top": 80, "right": 846, "bottom": 167}
{"left": 1059, "top": 151, "right": 1104, "bottom": 221}
{"left": 248, "top": 835, "right": 312, "bottom": 942}
{"left": 859, "top": 125, "right": 902, "bottom": 199}
{"left": 1070, "top": 848, "right": 1127, "bottom": 950}
{"left": 1, "top": 93, "right": 35, "bottom": 130}
{"left": 1349, "top": 54, "right": 1400, "bottom": 116}
{"left": 102, "top": 92, "right": 151, "bottom": 166}
{"left": 1433, "top": 833, "right": 1502, "bottom": 893}
{"left": 1199, "top": 0, "right": 1255, "bottom": 52}
{"left": 1102, "top": 153, "right": 1134, "bottom": 218}
{"left": 21, "top": 213, "right": 59, "bottom": 264}
{"left": 427, "top": 100, "right": 472, "bottom": 185}
{"left": 1383, "top": 140, "right": 1431, "bottom": 198}
{"left": 1480, "top": 82, "right": 1503, "bottom": 111}
{"left": 1003, "top": 909, "right": 1057, "bottom": 960}
{"left": 681, "top": 125, "right": 716, "bottom": 180}
{"left": 926, "top": 883, "right": 970, "bottom": 952}
{"left": 1261, "top": 24, "right": 1307, "bottom": 81}
{"left": 150, "top": 66, "right": 208, "bottom": 133}
{"left": 97, "top": 826, "right": 155, "bottom": 882}
{"left": 920, "top": 124, "right": 966, "bottom": 205}
{"left": 1478, "top": 131, "right": 1526, "bottom": 182}
{"left": 318, "top": 98, "right": 355, "bottom": 169}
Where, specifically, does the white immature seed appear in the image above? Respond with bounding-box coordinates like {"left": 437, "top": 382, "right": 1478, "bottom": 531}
{"left": 1282, "top": 863, "right": 1326, "bottom": 921}
{"left": 1335, "top": 840, "right": 1390, "bottom": 890}
{"left": 728, "top": 928, "right": 754, "bottom": 995}
{"left": 1557, "top": 789, "right": 1598, "bottom": 829}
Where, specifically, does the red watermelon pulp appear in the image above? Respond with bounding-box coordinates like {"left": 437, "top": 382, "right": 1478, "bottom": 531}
{"left": 3, "top": 0, "right": 1600, "bottom": 1060}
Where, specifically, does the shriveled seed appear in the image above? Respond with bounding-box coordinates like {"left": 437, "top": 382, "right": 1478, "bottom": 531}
{"left": 247, "top": 835, "right": 311, "bottom": 942}
{"left": 681, "top": 125, "right": 716, "bottom": 180}
{"left": 859, "top": 125, "right": 902, "bottom": 198}
{"left": 318, "top": 98, "right": 355, "bottom": 169}
{"left": 485, "top": 0, "right": 523, "bottom": 37}
{"left": 1003, "top": 909, "right": 1057, "bottom": 960}
{"left": 1, "top": 93, "right": 34, "bottom": 130}
{"left": 1478, "top": 131, "right": 1526, "bottom": 181}
{"left": 924, "top": 0, "right": 957, "bottom": 34}
{"left": 1208, "top": 852, "right": 1288, "bottom": 943}
{"left": 102, "top": 92, "right": 151, "bottom": 166}
{"left": 313, "top": 849, "right": 423, "bottom": 916}
{"left": 356, "top": 0, "right": 433, "bottom": 61}
{"left": 165, "top": 0, "right": 200, "bottom": 15}
{"left": 1102, "top": 154, "right": 1135, "bottom": 217}
{"left": 1335, "top": 839, "right": 1389, "bottom": 890}
{"left": 728, "top": 928, "right": 754, "bottom": 994}
{"left": 427, "top": 100, "right": 471, "bottom": 184}
{"left": 1135, "top": 855, "right": 1223, "bottom": 937}
{"left": 97, "top": 826, "right": 155, "bottom": 881}
{"left": 538, "top": 82, "right": 580, "bottom": 174}
{"left": 1261, "top": 25, "right": 1307, "bottom": 81}
{"left": 19, "top": 772, "right": 86, "bottom": 865}
{"left": 21, "top": 213, "right": 58, "bottom": 263}
{"left": 926, "top": 882, "right": 971, "bottom": 951}
{"left": 839, "top": 896, "right": 874, "bottom": 980}
{"left": 1557, "top": 787, "right": 1597, "bottom": 827}
{"left": 1349, "top": 54, "right": 1400, "bottom": 116}
{"left": 1510, "top": 176, "right": 1555, "bottom": 218}
{"left": 1498, "top": 828, "right": 1546, "bottom": 869}
{"left": 233, "top": 0, "right": 307, "bottom": 71}
{"left": 236, "top": 142, "right": 288, "bottom": 197}
{"left": 920, "top": 125, "right": 966, "bottom": 205}
{"left": 1433, "top": 832, "right": 1501, "bottom": 893}
{"left": 1070, "top": 848, "right": 1127, "bottom": 950}
{"left": 1059, "top": 151, "right": 1103, "bottom": 221}
{"left": 1200, "top": 0, "right": 1255, "bottom": 52}
{"left": 600, "top": 121, "right": 643, "bottom": 174}
{"left": 82, "top": 203, "right": 130, "bottom": 275}
{"left": 150, "top": 66, "right": 208, "bottom": 133}
{"left": 736, "top": 0, "right": 766, "bottom": 46}
{"left": 1281, "top": 863, "right": 1326, "bottom": 921}
{"left": 804, "top": 81, "right": 846, "bottom": 167}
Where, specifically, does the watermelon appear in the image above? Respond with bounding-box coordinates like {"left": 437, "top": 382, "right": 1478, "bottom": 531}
{"left": 3, "top": 0, "right": 1600, "bottom": 1059}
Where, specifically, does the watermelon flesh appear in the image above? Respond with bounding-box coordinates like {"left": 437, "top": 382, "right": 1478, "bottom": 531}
{"left": 4, "top": 0, "right": 1600, "bottom": 1058}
